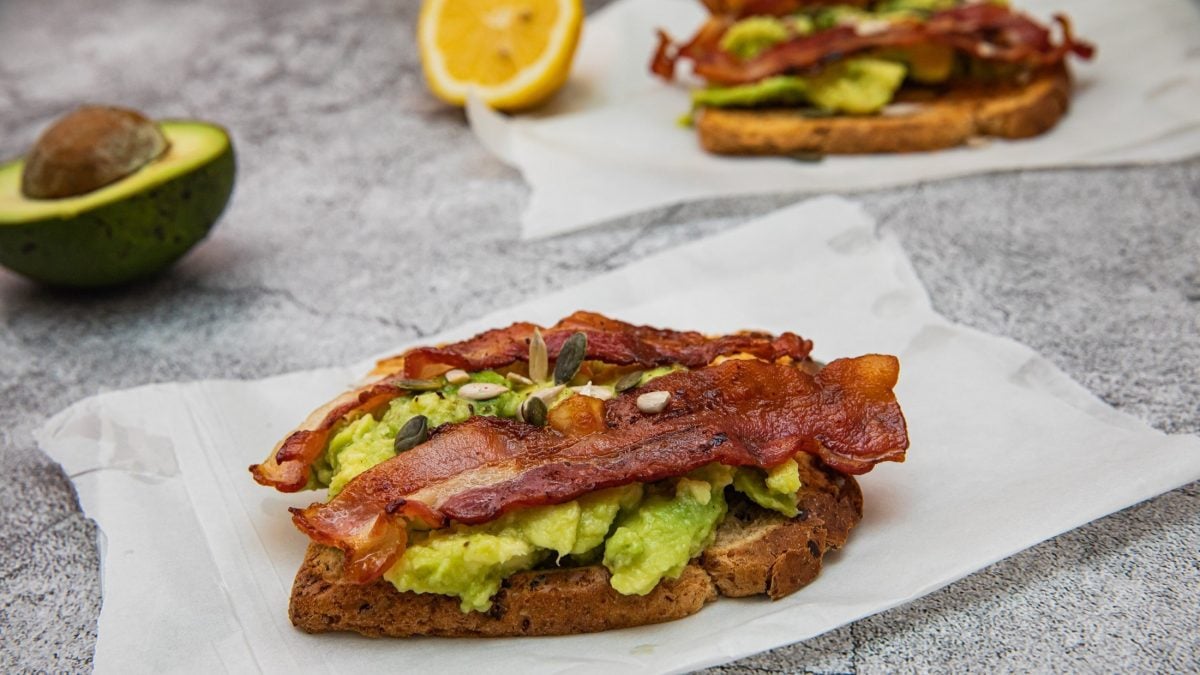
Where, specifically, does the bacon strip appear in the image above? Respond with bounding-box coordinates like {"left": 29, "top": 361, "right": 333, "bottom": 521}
{"left": 652, "top": 4, "right": 1094, "bottom": 86}
{"left": 250, "top": 311, "right": 814, "bottom": 492}
{"left": 290, "top": 355, "right": 908, "bottom": 583}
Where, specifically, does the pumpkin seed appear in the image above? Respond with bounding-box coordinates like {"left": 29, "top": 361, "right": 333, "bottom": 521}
{"left": 394, "top": 415, "right": 429, "bottom": 452}
{"left": 445, "top": 369, "right": 470, "bottom": 385}
{"left": 614, "top": 370, "right": 645, "bottom": 392}
{"left": 554, "top": 332, "right": 587, "bottom": 384}
{"left": 457, "top": 382, "right": 509, "bottom": 400}
{"left": 520, "top": 396, "right": 548, "bottom": 427}
{"left": 395, "top": 378, "right": 442, "bottom": 392}
{"left": 528, "top": 329, "right": 549, "bottom": 383}
{"left": 506, "top": 372, "right": 534, "bottom": 386}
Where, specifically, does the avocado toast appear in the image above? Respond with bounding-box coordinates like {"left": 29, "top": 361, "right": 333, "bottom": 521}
{"left": 653, "top": 0, "right": 1094, "bottom": 154}
{"left": 251, "top": 311, "right": 909, "bottom": 636}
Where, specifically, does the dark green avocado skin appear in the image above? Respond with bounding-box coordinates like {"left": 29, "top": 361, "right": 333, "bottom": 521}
{"left": 0, "top": 145, "right": 235, "bottom": 288}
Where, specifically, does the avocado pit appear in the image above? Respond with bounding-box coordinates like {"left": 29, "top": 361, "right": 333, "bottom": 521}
{"left": 20, "top": 105, "right": 169, "bottom": 200}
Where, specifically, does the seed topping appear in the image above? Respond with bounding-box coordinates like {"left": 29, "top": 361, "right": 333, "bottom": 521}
{"left": 506, "top": 372, "right": 534, "bottom": 386}
{"left": 520, "top": 396, "right": 548, "bottom": 427}
{"left": 395, "top": 378, "right": 442, "bottom": 392}
{"left": 528, "top": 329, "right": 549, "bottom": 383}
{"left": 554, "top": 332, "right": 587, "bottom": 384}
{"left": 529, "top": 384, "right": 565, "bottom": 406}
{"left": 457, "top": 382, "right": 509, "bottom": 400}
{"left": 394, "top": 415, "right": 429, "bottom": 452}
{"left": 614, "top": 370, "right": 645, "bottom": 392}
{"left": 571, "top": 382, "right": 614, "bottom": 401}
{"left": 636, "top": 391, "right": 671, "bottom": 414}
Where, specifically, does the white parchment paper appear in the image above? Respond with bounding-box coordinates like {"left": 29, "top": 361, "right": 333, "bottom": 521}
{"left": 38, "top": 197, "right": 1200, "bottom": 674}
{"left": 468, "top": 0, "right": 1200, "bottom": 238}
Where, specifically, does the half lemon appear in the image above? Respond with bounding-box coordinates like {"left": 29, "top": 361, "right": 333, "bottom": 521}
{"left": 418, "top": 0, "right": 583, "bottom": 111}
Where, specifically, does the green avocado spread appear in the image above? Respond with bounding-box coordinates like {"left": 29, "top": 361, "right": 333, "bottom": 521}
{"left": 696, "top": 0, "right": 1015, "bottom": 114}
{"left": 693, "top": 58, "right": 907, "bottom": 115}
{"left": 313, "top": 360, "right": 808, "bottom": 613}
{"left": 604, "top": 464, "right": 733, "bottom": 595}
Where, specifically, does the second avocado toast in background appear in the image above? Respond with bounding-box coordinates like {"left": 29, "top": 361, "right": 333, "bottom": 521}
{"left": 653, "top": 0, "right": 1095, "bottom": 154}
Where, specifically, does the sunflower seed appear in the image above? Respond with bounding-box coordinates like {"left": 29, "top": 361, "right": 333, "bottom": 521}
{"left": 506, "top": 372, "right": 534, "bottom": 386}
{"left": 529, "top": 384, "right": 565, "bottom": 405}
{"left": 395, "top": 378, "right": 442, "bottom": 391}
{"left": 394, "top": 415, "right": 429, "bottom": 452}
{"left": 528, "top": 329, "right": 548, "bottom": 383}
{"left": 636, "top": 391, "right": 671, "bottom": 414}
{"left": 445, "top": 369, "right": 470, "bottom": 385}
{"left": 520, "top": 396, "right": 548, "bottom": 427}
{"left": 614, "top": 370, "right": 645, "bottom": 392}
{"left": 553, "top": 332, "right": 587, "bottom": 384}
{"left": 571, "top": 382, "right": 614, "bottom": 401}
{"left": 853, "top": 18, "right": 892, "bottom": 36}
{"left": 457, "top": 382, "right": 509, "bottom": 400}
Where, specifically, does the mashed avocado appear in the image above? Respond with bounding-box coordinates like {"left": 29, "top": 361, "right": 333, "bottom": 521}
{"left": 317, "top": 370, "right": 534, "bottom": 496}
{"left": 693, "top": 76, "right": 809, "bottom": 109}
{"left": 696, "top": 0, "right": 1014, "bottom": 113}
{"left": 878, "top": 0, "right": 1006, "bottom": 11}
{"left": 721, "top": 17, "right": 788, "bottom": 60}
{"left": 812, "top": 6, "right": 874, "bottom": 30}
{"left": 878, "top": 43, "right": 956, "bottom": 84}
{"left": 383, "top": 460, "right": 804, "bottom": 611}
{"left": 319, "top": 392, "right": 472, "bottom": 495}
{"left": 693, "top": 57, "right": 906, "bottom": 114}
{"left": 807, "top": 58, "right": 908, "bottom": 114}
{"left": 603, "top": 465, "right": 734, "bottom": 595}
{"left": 381, "top": 459, "right": 804, "bottom": 611}
{"left": 875, "top": 0, "right": 959, "bottom": 15}
{"left": 385, "top": 485, "right": 643, "bottom": 611}
{"left": 318, "top": 359, "right": 811, "bottom": 612}
{"left": 639, "top": 364, "right": 685, "bottom": 385}
{"left": 733, "top": 459, "right": 802, "bottom": 517}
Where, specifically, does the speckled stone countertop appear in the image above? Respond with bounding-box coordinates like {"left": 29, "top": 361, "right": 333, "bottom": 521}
{"left": 1, "top": 0, "right": 1197, "bottom": 672}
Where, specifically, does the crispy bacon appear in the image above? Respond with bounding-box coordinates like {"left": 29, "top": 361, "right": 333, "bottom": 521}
{"left": 248, "top": 383, "right": 403, "bottom": 492}
{"left": 652, "top": 3, "right": 1094, "bottom": 86}
{"left": 289, "top": 355, "right": 908, "bottom": 583}
{"left": 250, "top": 311, "right": 814, "bottom": 492}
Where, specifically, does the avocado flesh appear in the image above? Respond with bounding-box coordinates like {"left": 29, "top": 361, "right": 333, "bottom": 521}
{"left": 325, "top": 377, "right": 804, "bottom": 612}
{"left": 0, "top": 121, "right": 234, "bottom": 287}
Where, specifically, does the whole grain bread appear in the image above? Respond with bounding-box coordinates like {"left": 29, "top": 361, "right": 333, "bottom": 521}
{"left": 289, "top": 453, "right": 863, "bottom": 637}
{"left": 695, "top": 65, "right": 1071, "bottom": 155}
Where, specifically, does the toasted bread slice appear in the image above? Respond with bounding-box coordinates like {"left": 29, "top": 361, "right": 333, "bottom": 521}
{"left": 696, "top": 65, "right": 1071, "bottom": 155}
{"left": 289, "top": 454, "right": 863, "bottom": 637}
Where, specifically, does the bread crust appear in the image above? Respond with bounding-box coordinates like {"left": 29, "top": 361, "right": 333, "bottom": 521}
{"left": 288, "top": 454, "right": 862, "bottom": 637}
{"left": 695, "top": 65, "right": 1071, "bottom": 155}
{"left": 701, "top": 454, "right": 863, "bottom": 599}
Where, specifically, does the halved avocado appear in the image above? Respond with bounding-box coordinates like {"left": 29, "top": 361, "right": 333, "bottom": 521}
{"left": 0, "top": 121, "right": 235, "bottom": 287}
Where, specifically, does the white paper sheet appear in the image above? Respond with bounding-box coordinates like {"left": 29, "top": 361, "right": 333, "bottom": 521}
{"left": 468, "top": 0, "right": 1200, "bottom": 238}
{"left": 38, "top": 197, "right": 1200, "bottom": 674}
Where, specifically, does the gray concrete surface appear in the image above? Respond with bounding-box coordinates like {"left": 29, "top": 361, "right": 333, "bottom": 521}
{"left": 1, "top": 0, "right": 1197, "bottom": 672}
